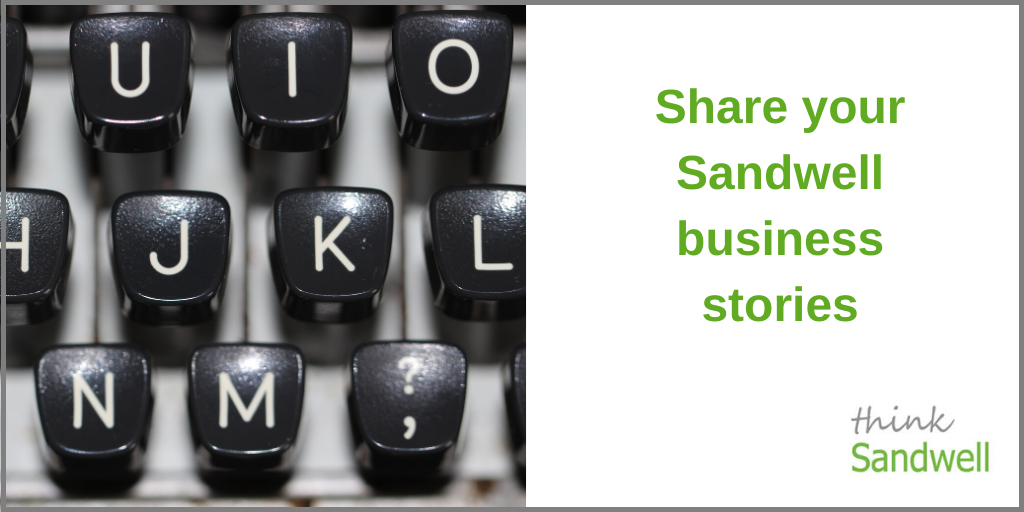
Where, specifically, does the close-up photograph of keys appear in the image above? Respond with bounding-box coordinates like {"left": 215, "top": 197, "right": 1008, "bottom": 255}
{"left": 3, "top": 4, "right": 526, "bottom": 506}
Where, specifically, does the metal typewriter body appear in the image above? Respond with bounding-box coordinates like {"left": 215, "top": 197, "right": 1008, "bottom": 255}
{"left": 3, "top": 5, "right": 526, "bottom": 506}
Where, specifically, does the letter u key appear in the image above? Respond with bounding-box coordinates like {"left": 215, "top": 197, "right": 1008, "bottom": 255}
{"left": 110, "top": 41, "right": 151, "bottom": 98}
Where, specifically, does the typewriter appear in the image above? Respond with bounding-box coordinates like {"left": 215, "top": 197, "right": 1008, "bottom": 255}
{"left": 4, "top": 5, "right": 525, "bottom": 506}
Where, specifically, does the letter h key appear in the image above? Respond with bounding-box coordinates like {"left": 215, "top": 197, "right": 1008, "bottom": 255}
{"left": 5, "top": 188, "right": 74, "bottom": 326}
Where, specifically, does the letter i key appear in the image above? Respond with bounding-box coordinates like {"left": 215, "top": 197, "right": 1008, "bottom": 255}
{"left": 228, "top": 13, "right": 351, "bottom": 151}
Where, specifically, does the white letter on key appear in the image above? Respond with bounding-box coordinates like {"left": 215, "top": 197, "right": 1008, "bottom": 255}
{"left": 110, "top": 41, "right": 151, "bottom": 98}
{"left": 287, "top": 41, "right": 297, "bottom": 98}
{"left": 314, "top": 215, "right": 355, "bottom": 272}
{"left": 474, "top": 215, "right": 513, "bottom": 271}
{"left": 73, "top": 372, "right": 115, "bottom": 429}
{"left": 150, "top": 220, "right": 189, "bottom": 275}
{"left": 6, "top": 217, "right": 30, "bottom": 272}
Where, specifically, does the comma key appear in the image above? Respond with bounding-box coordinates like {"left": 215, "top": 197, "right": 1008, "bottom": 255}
{"left": 348, "top": 342, "right": 467, "bottom": 481}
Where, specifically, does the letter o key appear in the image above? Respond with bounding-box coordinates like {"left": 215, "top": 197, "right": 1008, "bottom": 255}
{"left": 428, "top": 39, "right": 479, "bottom": 95}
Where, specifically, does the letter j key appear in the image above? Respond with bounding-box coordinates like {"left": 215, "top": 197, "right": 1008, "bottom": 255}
{"left": 110, "top": 191, "right": 231, "bottom": 326}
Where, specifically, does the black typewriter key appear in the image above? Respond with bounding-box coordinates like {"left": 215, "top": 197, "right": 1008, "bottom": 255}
{"left": 485, "top": 6, "right": 526, "bottom": 26}
{"left": 504, "top": 344, "right": 526, "bottom": 474}
{"left": 424, "top": 185, "right": 525, "bottom": 321}
{"left": 70, "top": 13, "right": 193, "bottom": 153}
{"left": 329, "top": 6, "right": 395, "bottom": 28}
{"left": 5, "top": 188, "right": 74, "bottom": 326}
{"left": 188, "top": 344, "right": 305, "bottom": 482}
{"left": 269, "top": 187, "right": 393, "bottom": 323}
{"left": 228, "top": 13, "right": 351, "bottom": 152}
{"left": 348, "top": 342, "right": 467, "bottom": 479}
{"left": 20, "top": 6, "right": 88, "bottom": 25}
{"left": 6, "top": 17, "right": 32, "bottom": 148}
{"left": 110, "top": 191, "right": 230, "bottom": 325}
{"left": 34, "top": 344, "right": 153, "bottom": 490}
{"left": 176, "top": 6, "right": 241, "bottom": 29}
{"left": 387, "top": 11, "right": 513, "bottom": 151}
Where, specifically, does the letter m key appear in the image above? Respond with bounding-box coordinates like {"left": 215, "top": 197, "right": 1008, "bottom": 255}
{"left": 219, "top": 372, "right": 275, "bottom": 428}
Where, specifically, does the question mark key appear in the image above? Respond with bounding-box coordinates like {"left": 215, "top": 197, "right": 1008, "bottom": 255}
{"left": 348, "top": 341, "right": 467, "bottom": 479}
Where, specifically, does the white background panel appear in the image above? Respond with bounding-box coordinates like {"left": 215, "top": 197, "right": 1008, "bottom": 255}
{"left": 527, "top": 5, "right": 1018, "bottom": 506}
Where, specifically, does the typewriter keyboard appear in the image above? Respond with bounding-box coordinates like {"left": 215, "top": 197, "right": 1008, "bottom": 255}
{"left": 4, "top": 5, "right": 525, "bottom": 506}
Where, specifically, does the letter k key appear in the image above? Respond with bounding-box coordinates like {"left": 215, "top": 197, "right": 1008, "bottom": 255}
{"left": 314, "top": 215, "right": 355, "bottom": 272}
{"left": 270, "top": 187, "right": 394, "bottom": 323}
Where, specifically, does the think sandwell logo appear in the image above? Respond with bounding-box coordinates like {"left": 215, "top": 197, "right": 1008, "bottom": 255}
{"left": 850, "top": 406, "right": 990, "bottom": 473}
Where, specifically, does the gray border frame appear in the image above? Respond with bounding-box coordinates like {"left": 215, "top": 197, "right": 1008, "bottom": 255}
{"left": 2, "top": 1, "right": 1019, "bottom": 508}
